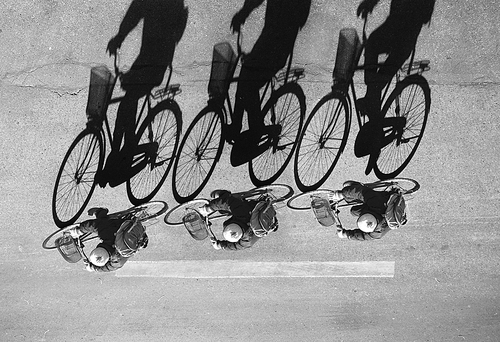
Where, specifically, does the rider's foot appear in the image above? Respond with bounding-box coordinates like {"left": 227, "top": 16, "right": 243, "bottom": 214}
{"left": 225, "top": 123, "right": 241, "bottom": 144}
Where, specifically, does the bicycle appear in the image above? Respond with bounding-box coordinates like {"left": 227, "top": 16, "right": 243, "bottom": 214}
{"left": 163, "top": 184, "right": 294, "bottom": 241}
{"left": 171, "top": 31, "right": 306, "bottom": 203}
{"left": 293, "top": 18, "right": 431, "bottom": 192}
{"left": 286, "top": 178, "right": 419, "bottom": 213}
{"left": 42, "top": 201, "right": 168, "bottom": 263}
{"left": 52, "top": 53, "right": 182, "bottom": 228}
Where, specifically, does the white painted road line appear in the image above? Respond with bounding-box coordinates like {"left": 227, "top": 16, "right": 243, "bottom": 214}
{"left": 115, "top": 260, "right": 395, "bottom": 278}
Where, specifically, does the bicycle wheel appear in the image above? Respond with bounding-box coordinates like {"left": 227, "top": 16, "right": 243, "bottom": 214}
{"left": 127, "top": 100, "right": 181, "bottom": 205}
{"left": 286, "top": 189, "right": 337, "bottom": 211}
{"left": 172, "top": 105, "right": 224, "bottom": 203}
{"left": 294, "top": 91, "right": 350, "bottom": 192}
{"left": 42, "top": 225, "right": 98, "bottom": 250}
{"left": 52, "top": 129, "right": 104, "bottom": 228}
{"left": 249, "top": 82, "right": 305, "bottom": 186}
{"left": 163, "top": 199, "right": 210, "bottom": 226}
{"left": 365, "top": 177, "right": 420, "bottom": 194}
{"left": 374, "top": 75, "right": 430, "bottom": 179}
{"left": 110, "top": 201, "right": 169, "bottom": 223}
{"left": 238, "top": 184, "right": 294, "bottom": 203}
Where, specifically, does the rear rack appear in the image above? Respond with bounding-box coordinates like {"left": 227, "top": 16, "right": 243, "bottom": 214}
{"left": 153, "top": 83, "right": 182, "bottom": 100}
{"left": 275, "top": 67, "right": 305, "bottom": 84}
{"left": 401, "top": 60, "right": 430, "bottom": 75}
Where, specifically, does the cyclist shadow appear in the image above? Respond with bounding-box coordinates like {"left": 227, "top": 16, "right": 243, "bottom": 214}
{"left": 229, "top": 0, "right": 311, "bottom": 167}
{"left": 104, "top": 0, "right": 188, "bottom": 187}
{"left": 355, "top": 0, "right": 435, "bottom": 172}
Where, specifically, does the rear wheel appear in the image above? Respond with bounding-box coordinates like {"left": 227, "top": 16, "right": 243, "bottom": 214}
{"left": 110, "top": 201, "right": 169, "bottom": 223}
{"left": 249, "top": 82, "right": 305, "bottom": 186}
{"left": 172, "top": 105, "right": 224, "bottom": 202}
{"left": 374, "top": 75, "right": 430, "bottom": 179}
{"left": 294, "top": 91, "right": 350, "bottom": 192}
{"left": 52, "top": 129, "right": 104, "bottom": 228}
{"left": 127, "top": 101, "right": 181, "bottom": 205}
{"left": 365, "top": 177, "right": 420, "bottom": 194}
{"left": 237, "top": 184, "right": 294, "bottom": 203}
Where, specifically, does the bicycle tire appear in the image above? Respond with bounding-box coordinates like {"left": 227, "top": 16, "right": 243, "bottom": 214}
{"left": 110, "top": 201, "right": 169, "bottom": 223}
{"left": 163, "top": 199, "right": 210, "bottom": 226}
{"left": 127, "top": 100, "right": 181, "bottom": 205}
{"left": 249, "top": 82, "right": 305, "bottom": 186}
{"left": 42, "top": 225, "right": 98, "bottom": 250}
{"left": 374, "top": 75, "right": 430, "bottom": 179}
{"left": 365, "top": 177, "right": 420, "bottom": 194}
{"left": 294, "top": 91, "right": 350, "bottom": 192}
{"left": 172, "top": 105, "right": 224, "bottom": 203}
{"left": 52, "top": 128, "right": 104, "bottom": 228}
{"left": 237, "top": 184, "right": 294, "bottom": 203}
{"left": 286, "top": 189, "right": 337, "bottom": 211}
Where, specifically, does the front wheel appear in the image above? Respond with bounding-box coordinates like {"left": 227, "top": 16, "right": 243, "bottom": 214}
{"left": 127, "top": 100, "right": 181, "bottom": 205}
{"left": 365, "top": 177, "right": 420, "bottom": 195}
{"left": 294, "top": 91, "right": 350, "bottom": 192}
{"left": 374, "top": 75, "right": 430, "bottom": 179}
{"left": 249, "top": 82, "right": 305, "bottom": 186}
{"left": 109, "top": 201, "right": 169, "bottom": 223}
{"left": 236, "top": 184, "right": 294, "bottom": 203}
{"left": 163, "top": 199, "right": 211, "bottom": 226}
{"left": 52, "top": 129, "right": 104, "bottom": 228}
{"left": 172, "top": 105, "right": 224, "bottom": 203}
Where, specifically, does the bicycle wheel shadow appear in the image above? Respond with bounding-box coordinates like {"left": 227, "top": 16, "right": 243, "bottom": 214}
{"left": 104, "top": 0, "right": 188, "bottom": 187}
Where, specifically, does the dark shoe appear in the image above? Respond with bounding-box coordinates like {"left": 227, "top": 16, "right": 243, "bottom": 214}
{"left": 225, "top": 123, "right": 241, "bottom": 144}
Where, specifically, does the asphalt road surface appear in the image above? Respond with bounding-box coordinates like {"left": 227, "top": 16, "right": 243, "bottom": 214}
{"left": 1, "top": 0, "right": 499, "bottom": 341}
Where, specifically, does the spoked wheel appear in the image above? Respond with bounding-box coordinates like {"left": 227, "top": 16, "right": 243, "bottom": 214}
{"left": 249, "top": 82, "right": 305, "bottom": 186}
{"left": 172, "top": 105, "right": 224, "bottom": 203}
{"left": 294, "top": 91, "right": 350, "bottom": 192}
{"left": 163, "top": 199, "right": 210, "bottom": 226}
{"left": 365, "top": 177, "right": 420, "bottom": 195}
{"left": 236, "top": 184, "right": 294, "bottom": 203}
{"left": 374, "top": 75, "right": 430, "bottom": 179}
{"left": 52, "top": 129, "right": 104, "bottom": 228}
{"left": 110, "top": 201, "right": 169, "bottom": 223}
{"left": 42, "top": 225, "right": 98, "bottom": 250}
{"left": 286, "top": 189, "right": 337, "bottom": 211}
{"left": 127, "top": 101, "right": 181, "bottom": 205}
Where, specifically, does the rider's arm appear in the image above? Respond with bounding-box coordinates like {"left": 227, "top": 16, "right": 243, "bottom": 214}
{"left": 85, "top": 254, "right": 129, "bottom": 273}
{"left": 337, "top": 221, "right": 391, "bottom": 241}
{"left": 115, "top": 0, "right": 144, "bottom": 42}
{"left": 218, "top": 231, "right": 260, "bottom": 250}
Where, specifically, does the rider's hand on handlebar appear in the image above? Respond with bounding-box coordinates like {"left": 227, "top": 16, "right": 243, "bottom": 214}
{"left": 210, "top": 237, "right": 222, "bottom": 250}
{"left": 83, "top": 259, "right": 94, "bottom": 272}
{"left": 230, "top": 11, "right": 246, "bottom": 33}
{"left": 106, "top": 35, "right": 123, "bottom": 56}
{"left": 356, "top": 0, "right": 377, "bottom": 19}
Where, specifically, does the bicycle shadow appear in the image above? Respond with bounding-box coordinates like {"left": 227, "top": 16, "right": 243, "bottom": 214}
{"left": 355, "top": 0, "right": 435, "bottom": 171}
{"left": 104, "top": 0, "right": 188, "bottom": 187}
{"left": 229, "top": 0, "right": 311, "bottom": 167}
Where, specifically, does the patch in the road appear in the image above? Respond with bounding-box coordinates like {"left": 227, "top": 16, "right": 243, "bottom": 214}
{"left": 115, "top": 261, "right": 394, "bottom": 278}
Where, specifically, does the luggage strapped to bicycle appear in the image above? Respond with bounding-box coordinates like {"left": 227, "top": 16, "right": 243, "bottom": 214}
{"left": 182, "top": 209, "right": 210, "bottom": 240}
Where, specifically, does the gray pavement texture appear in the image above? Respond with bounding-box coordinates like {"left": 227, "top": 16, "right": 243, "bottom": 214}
{"left": 1, "top": 0, "right": 500, "bottom": 341}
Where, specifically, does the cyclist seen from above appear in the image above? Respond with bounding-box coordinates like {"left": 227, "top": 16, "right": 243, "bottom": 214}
{"left": 197, "top": 190, "right": 279, "bottom": 250}
{"left": 68, "top": 208, "right": 149, "bottom": 272}
{"left": 314, "top": 181, "right": 408, "bottom": 241}
{"left": 101, "top": 0, "right": 188, "bottom": 186}
{"left": 226, "top": 0, "right": 311, "bottom": 144}
{"left": 356, "top": 0, "right": 435, "bottom": 121}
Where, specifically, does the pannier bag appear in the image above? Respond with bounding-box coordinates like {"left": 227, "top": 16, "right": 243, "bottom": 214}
{"left": 250, "top": 199, "right": 278, "bottom": 237}
{"left": 56, "top": 233, "right": 83, "bottom": 263}
{"left": 86, "top": 66, "right": 115, "bottom": 122}
{"left": 311, "top": 196, "right": 336, "bottom": 227}
{"left": 333, "top": 28, "right": 362, "bottom": 83}
{"left": 182, "top": 211, "right": 209, "bottom": 241}
{"left": 208, "top": 42, "right": 237, "bottom": 98}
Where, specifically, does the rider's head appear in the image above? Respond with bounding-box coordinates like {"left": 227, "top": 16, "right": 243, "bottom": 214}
{"left": 222, "top": 222, "right": 244, "bottom": 242}
{"left": 89, "top": 244, "right": 112, "bottom": 266}
{"left": 357, "top": 212, "right": 379, "bottom": 233}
